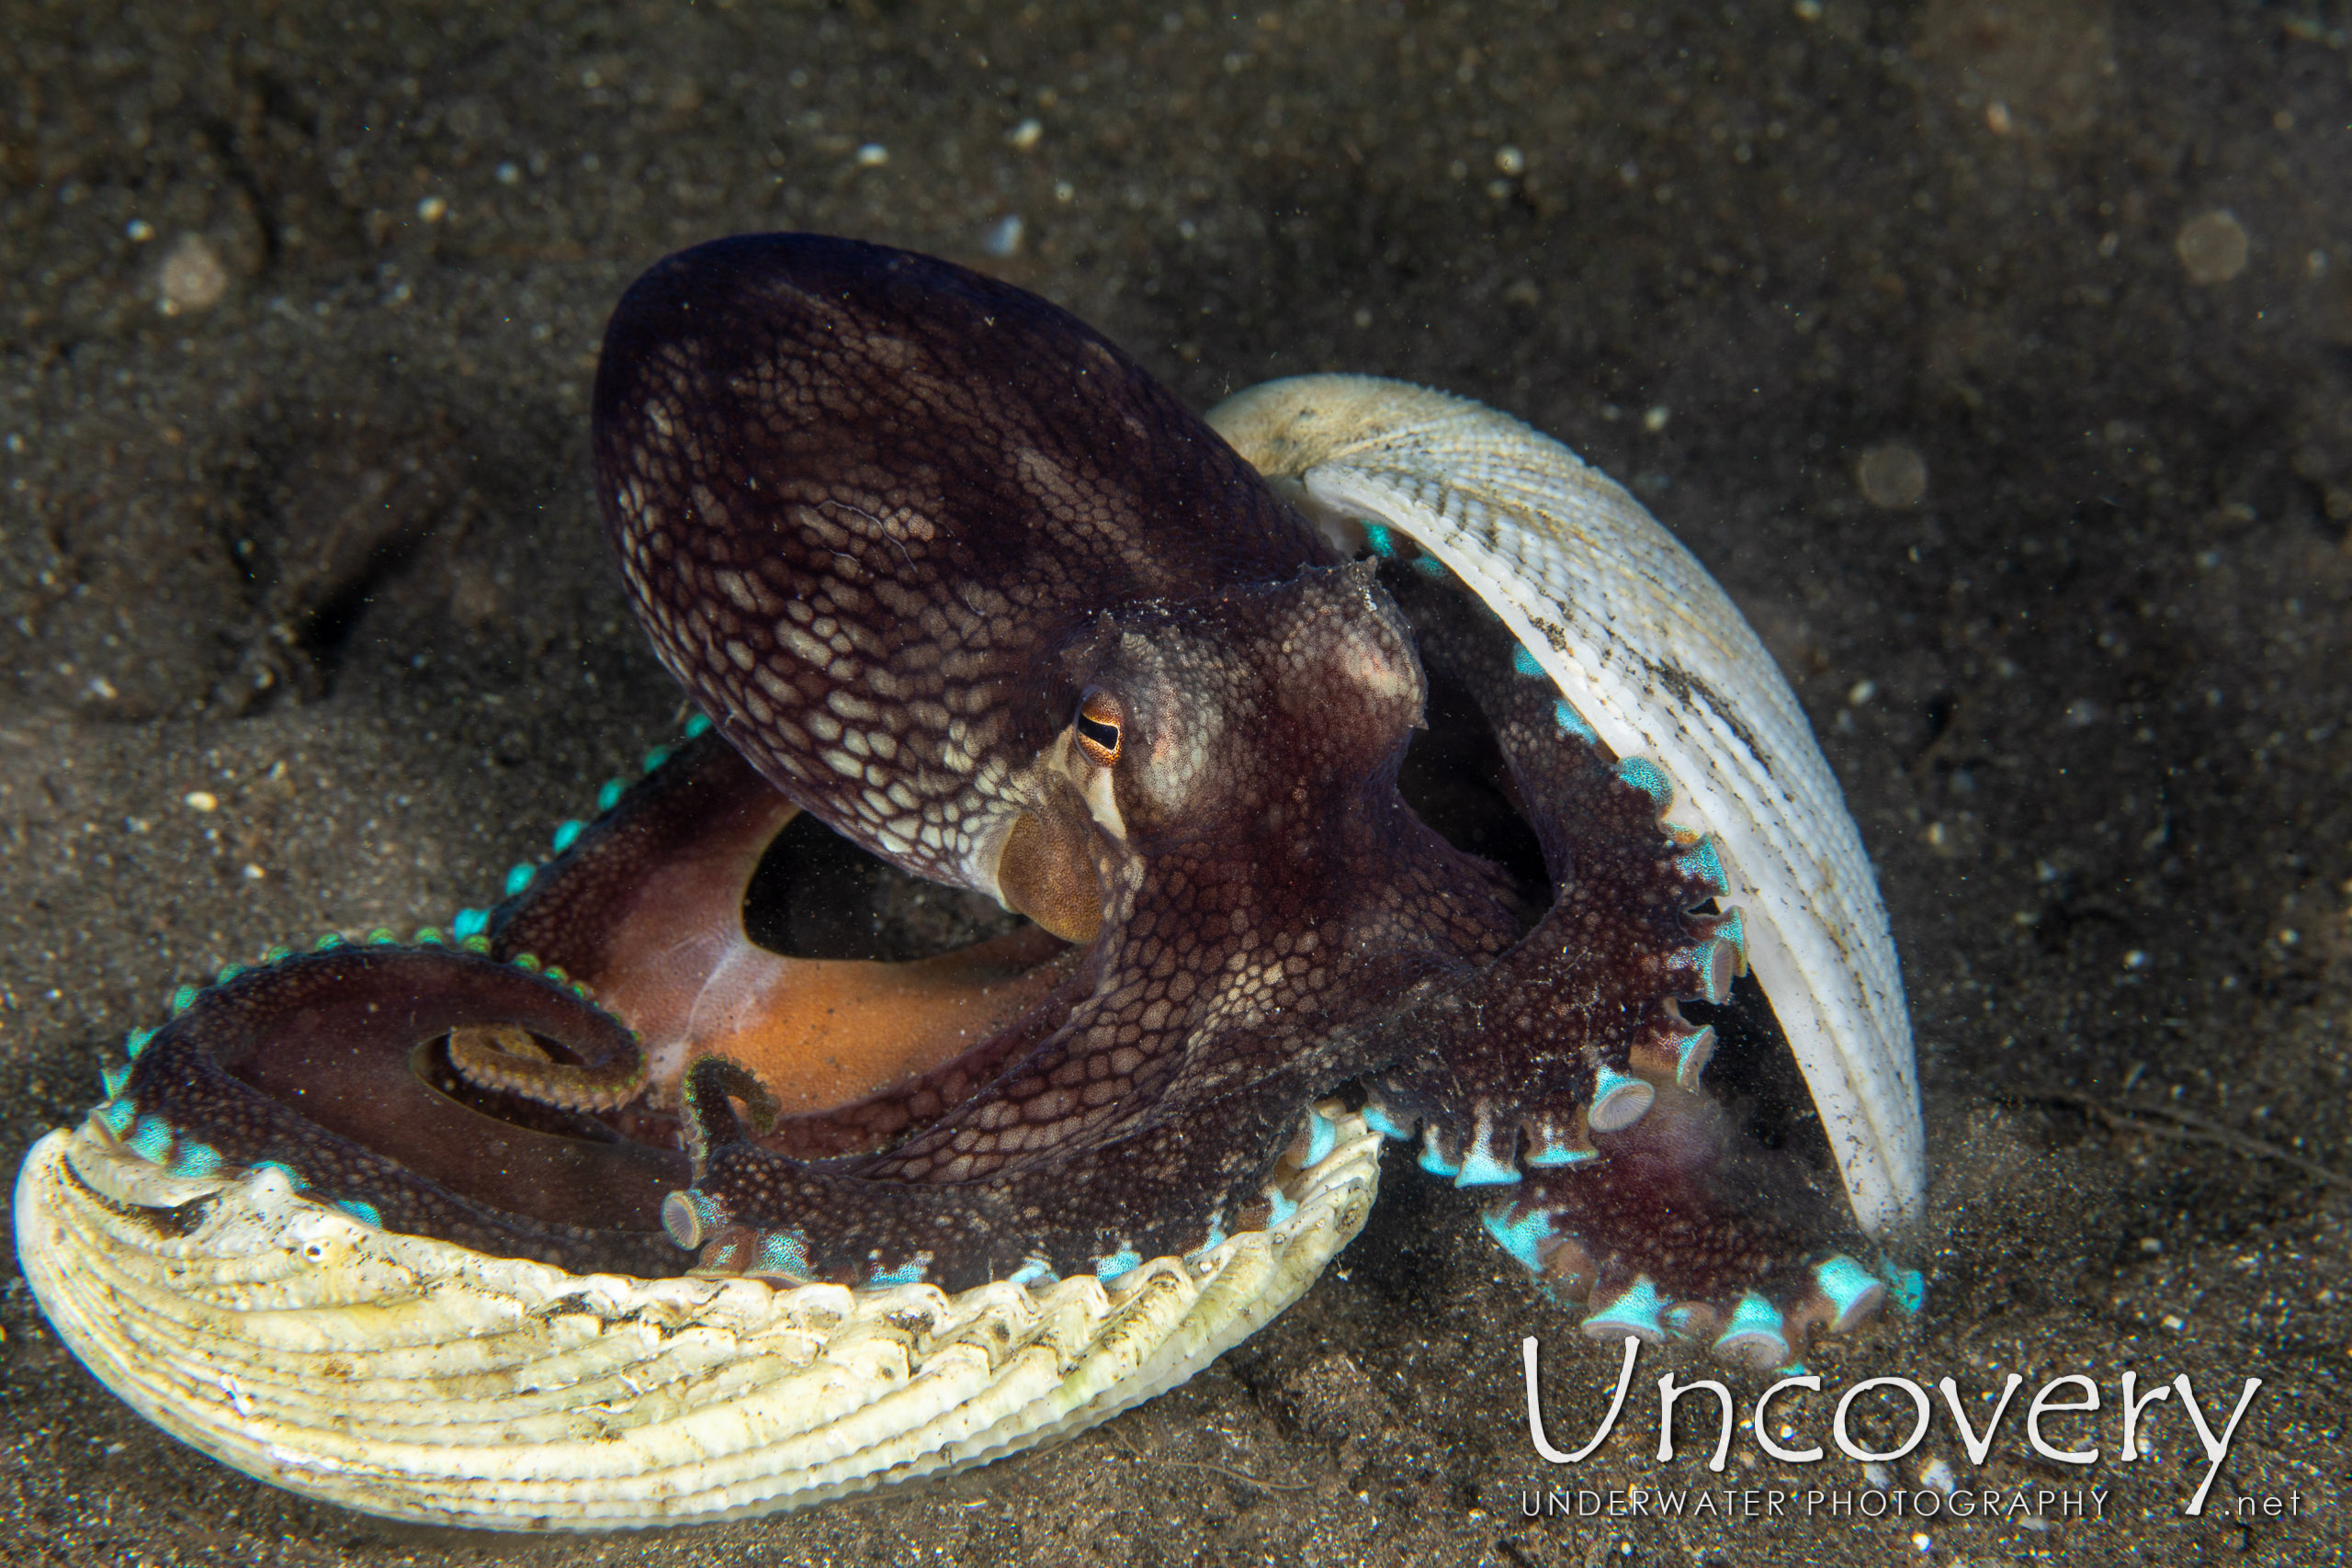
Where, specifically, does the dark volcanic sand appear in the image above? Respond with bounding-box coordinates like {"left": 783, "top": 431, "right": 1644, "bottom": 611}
{"left": 3, "top": 4, "right": 2348, "bottom": 1565}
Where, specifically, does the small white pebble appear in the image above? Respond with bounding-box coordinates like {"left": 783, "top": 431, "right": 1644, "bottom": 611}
{"left": 243, "top": 863, "right": 266, "bottom": 882}
{"left": 1493, "top": 143, "right": 1525, "bottom": 175}
{"left": 1984, "top": 101, "right": 2013, "bottom": 135}
{"left": 855, "top": 142, "right": 889, "bottom": 166}
{"left": 495, "top": 161, "right": 520, "bottom": 185}
{"left": 158, "top": 233, "right": 229, "bottom": 314}
{"left": 1858, "top": 442, "right": 1928, "bottom": 507}
{"left": 2140, "top": 1237, "right": 2163, "bottom": 1253}
{"left": 1641, "top": 404, "right": 1669, "bottom": 433}
{"left": 126, "top": 219, "right": 155, "bottom": 243}
{"left": 2161, "top": 1312, "right": 2185, "bottom": 1330}
{"left": 416, "top": 196, "right": 448, "bottom": 222}
{"left": 183, "top": 791, "right": 219, "bottom": 813}
{"left": 1919, "top": 1458, "right": 1957, "bottom": 1495}
{"left": 1007, "top": 118, "right": 1043, "bottom": 150}
{"left": 982, "top": 215, "right": 1025, "bottom": 257}
{"left": 2123, "top": 949, "right": 2149, "bottom": 969}
{"left": 1847, "top": 679, "right": 1876, "bottom": 705}
{"left": 2176, "top": 210, "right": 2249, "bottom": 285}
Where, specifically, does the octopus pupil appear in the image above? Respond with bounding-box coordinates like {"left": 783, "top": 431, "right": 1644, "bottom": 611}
{"left": 1075, "top": 715, "right": 1120, "bottom": 756}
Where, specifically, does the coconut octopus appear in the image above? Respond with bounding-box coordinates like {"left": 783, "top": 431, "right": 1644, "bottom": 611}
{"left": 13, "top": 234, "right": 1924, "bottom": 1529}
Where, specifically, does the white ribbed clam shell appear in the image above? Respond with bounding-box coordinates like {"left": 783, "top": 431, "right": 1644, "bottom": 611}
{"left": 14, "top": 1107, "right": 1378, "bottom": 1529}
{"left": 1209, "top": 375, "right": 1923, "bottom": 1235}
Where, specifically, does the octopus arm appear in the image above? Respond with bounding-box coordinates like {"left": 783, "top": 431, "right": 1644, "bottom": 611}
{"left": 667, "top": 1053, "right": 1335, "bottom": 1293}
{"left": 104, "top": 944, "right": 686, "bottom": 1278}
{"left": 1360, "top": 562, "right": 1742, "bottom": 1178}
{"left": 1207, "top": 375, "right": 1922, "bottom": 1236}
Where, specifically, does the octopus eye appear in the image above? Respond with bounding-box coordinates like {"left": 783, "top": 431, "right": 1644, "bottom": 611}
{"left": 1073, "top": 691, "right": 1124, "bottom": 767}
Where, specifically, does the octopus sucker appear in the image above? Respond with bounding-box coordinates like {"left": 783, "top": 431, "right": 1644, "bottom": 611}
{"left": 15, "top": 232, "right": 1924, "bottom": 1529}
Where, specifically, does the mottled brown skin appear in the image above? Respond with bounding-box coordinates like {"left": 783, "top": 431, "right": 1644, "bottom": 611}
{"left": 592, "top": 232, "right": 1330, "bottom": 898}
{"left": 1364, "top": 565, "right": 1860, "bottom": 1303}
{"left": 1366, "top": 567, "right": 1734, "bottom": 1166}
{"left": 102, "top": 235, "right": 1875, "bottom": 1345}
{"left": 674, "top": 564, "right": 1521, "bottom": 1286}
